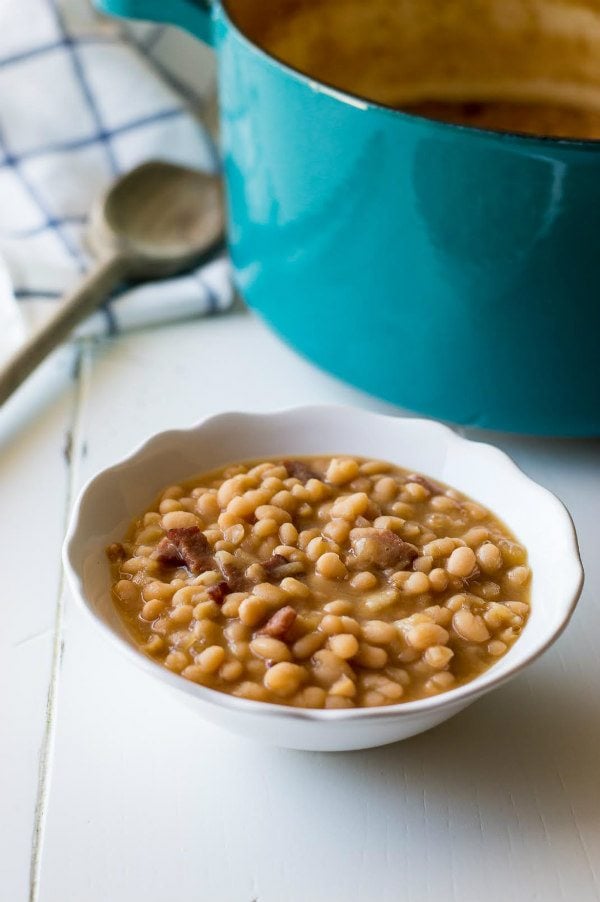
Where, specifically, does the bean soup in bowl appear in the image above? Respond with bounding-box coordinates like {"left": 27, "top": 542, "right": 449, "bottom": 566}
{"left": 109, "top": 456, "right": 531, "bottom": 710}
{"left": 63, "top": 407, "right": 582, "bottom": 751}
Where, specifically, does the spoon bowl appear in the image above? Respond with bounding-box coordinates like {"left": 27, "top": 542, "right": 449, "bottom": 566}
{"left": 89, "top": 160, "right": 225, "bottom": 277}
{"left": 0, "top": 160, "right": 226, "bottom": 405}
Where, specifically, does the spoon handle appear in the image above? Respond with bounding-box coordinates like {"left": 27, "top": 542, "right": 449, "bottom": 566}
{"left": 0, "top": 254, "right": 128, "bottom": 406}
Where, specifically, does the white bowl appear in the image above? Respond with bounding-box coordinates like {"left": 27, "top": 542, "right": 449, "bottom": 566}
{"left": 63, "top": 406, "right": 583, "bottom": 752}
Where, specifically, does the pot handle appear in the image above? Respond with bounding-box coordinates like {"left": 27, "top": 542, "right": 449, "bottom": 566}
{"left": 96, "top": 0, "right": 215, "bottom": 45}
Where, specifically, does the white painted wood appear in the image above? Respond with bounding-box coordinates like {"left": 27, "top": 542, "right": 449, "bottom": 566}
{"left": 0, "top": 345, "right": 80, "bottom": 902}
{"left": 4, "top": 309, "right": 599, "bottom": 901}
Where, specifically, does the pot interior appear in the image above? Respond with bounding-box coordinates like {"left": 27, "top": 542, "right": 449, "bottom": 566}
{"left": 225, "top": 0, "right": 600, "bottom": 138}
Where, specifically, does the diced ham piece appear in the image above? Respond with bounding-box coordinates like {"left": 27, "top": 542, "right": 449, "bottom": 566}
{"left": 261, "top": 605, "right": 297, "bottom": 640}
{"left": 218, "top": 559, "right": 247, "bottom": 592}
{"left": 207, "top": 581, "right": 231, "bottom": 604}
{"left": 153, "top": 537, "right": 184, "bottom": 567}
{"left": 262, "top": 553, "right": 288, "bottom": 572}
{"left": 350, "top": 528, "right": 419, "bottom": 570}
{"left": 154, "top": 526, "right": 212, "bottom": 575}
{"left": 167, "top": 527, "right": 211, "bottom": 574}
{"left": 284, "top": 459, "right": 318, "bottom": 484}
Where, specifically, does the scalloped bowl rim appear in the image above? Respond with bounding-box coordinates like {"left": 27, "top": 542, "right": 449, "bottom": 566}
{"left": 63, "top": 406, "right": 584, "bottom": 725}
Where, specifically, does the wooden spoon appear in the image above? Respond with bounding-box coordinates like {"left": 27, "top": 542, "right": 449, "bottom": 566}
{"left": 0, "top": 160, "right": 225, "bottom": 405}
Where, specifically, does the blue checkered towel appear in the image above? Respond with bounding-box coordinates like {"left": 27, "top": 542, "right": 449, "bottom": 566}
{"left": 0, "top": 0, "right": 232, "bottom": 359}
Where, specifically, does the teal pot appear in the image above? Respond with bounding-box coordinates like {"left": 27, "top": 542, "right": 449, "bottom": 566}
{"left": 99, "top": 0, "right": 600, "bottom": 435}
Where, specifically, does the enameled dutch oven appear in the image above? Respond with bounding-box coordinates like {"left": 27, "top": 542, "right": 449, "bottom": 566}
{"left": 98, "top": 0, "right": 600, "bottom": 435}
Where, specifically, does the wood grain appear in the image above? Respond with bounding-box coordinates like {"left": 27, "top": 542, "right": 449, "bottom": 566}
{"left": 0, "top": 344, "right": 81, "bottom": 902}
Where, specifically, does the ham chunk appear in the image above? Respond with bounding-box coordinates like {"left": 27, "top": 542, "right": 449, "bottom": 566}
{"left": 154, "top": 537, "right": 184, "bottom": 567}
{"left": 350, "top": 528, "right": 418, "bottom": 570}
{"left": 284, "top": 459, "right": 318, "bottom": 484}
{"left": 218, "top": 559, "right": 248, "bottom": 592}
{"left": 207, "top": 581, "right": 231, "bottom": 604}
{"left": 261, "top": 605, "right": 297, "bottom": 640}
{"left": 154, "top": 526, "right": 212, "bottom": 574}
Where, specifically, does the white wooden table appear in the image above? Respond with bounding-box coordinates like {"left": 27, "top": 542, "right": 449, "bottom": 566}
{"left": 2, "top": 306, "right": 599, "bottom": 902}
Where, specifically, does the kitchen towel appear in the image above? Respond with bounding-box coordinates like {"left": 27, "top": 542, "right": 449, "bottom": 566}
{"left": 0, "top": 0, "right": 232, "bottom": 351}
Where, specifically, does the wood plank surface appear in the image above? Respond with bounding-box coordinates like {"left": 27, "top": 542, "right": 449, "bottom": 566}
{"left": 5, "top": 310, "right": 599, "bottom": 902}
{"left": 0, "top": 346, "right": 80, "bottom": 902}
